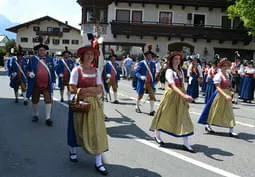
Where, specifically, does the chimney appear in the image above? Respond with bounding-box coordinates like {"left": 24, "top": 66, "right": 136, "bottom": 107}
{"left": 65, "top": 21, "right": 68, "bottom": 25}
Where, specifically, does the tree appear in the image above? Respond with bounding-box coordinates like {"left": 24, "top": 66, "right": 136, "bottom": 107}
{"left": 4, "top": 39, "right": 16, "bottom": 53}
{"left": 0, "top": 48, "right": 7, "bottom": 66}
{"left": 227, "top": 0, "right": 255, "bottom": 35}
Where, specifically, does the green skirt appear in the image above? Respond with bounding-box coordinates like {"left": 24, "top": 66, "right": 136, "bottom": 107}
{"left": 151, "top": 88, "right": 194, "bottom": 137}
{"left": 73, "top": 96, "right": 108, "bottom": 154}
{"left": 207, "top": 89, "right": 235, "bottom": 128}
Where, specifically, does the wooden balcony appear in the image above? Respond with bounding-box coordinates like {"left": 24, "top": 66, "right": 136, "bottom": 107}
{"left": 36, "top": 31, "right": 63, "bottom": 37}
{"left": 111, "top": 20, "right": 253, "bottom": 45}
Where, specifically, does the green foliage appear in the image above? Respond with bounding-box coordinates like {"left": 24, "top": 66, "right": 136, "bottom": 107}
{"left": 4, "top": 39, "right": 16, "bottom": 53}
{"left": 0, "top": 47, "right": 7, "bottom": 66}
{"left": 227, "top": 0, "right": 255, "bottom": 35}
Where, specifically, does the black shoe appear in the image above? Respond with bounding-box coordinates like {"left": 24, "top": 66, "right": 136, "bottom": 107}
{"left": 154, "top": 137, "right": 165, "bottom": 146}
{"left": 149, "top": 111, "right": 155, "bottom": 116}
{"left": 229, "top": 132, "right": 238, "bottom": 137}
{"left": 60, "top": 98, "right": 64, "bottom": 102}
{"left": 95, "top": 164, "right": 108, "bottom": 176}
{"left": 192, "top": 101, "right": 196, "bottom": 104}
{"left": 113, "top": 100, "right": 119, "bottom": 104}
{"left": 183, "top": 145, "right": 196, "bottom": 153}
{"left": 105, "top": 116, "right": 109, "bottom": 122}
{"left": 15, "top": 98, "right": 18, "bottom": 103}
{"left": 205, "top": 126, "right": 215, "bottom": 133}
{"left": 32, "top": 116, "right": 39, "bottom": 122}
{"left": 45, "top": 119, "right": 53, "bottom": 127}
{"left": 23, "top": 100, "right": 28, "bottom": 105}
{"left": 135, "top": 108, "right": 142, "bottom": 113}
{"left": 69, "top": 153, "right": 78, "bottom": 163}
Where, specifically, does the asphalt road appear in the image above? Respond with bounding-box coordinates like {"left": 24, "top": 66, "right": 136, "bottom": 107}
{"left": 0, "top": 74, "right": 254, "bottom": 177}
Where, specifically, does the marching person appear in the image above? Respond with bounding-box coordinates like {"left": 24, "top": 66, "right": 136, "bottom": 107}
{"left": 186, "top": 55, "right": 203, "bottom": 103}
{"left": 56, "top": 47, "right": 74, "bottom": 102}
{"left": 105, "top": 54, "right": 120, "bottom": 104}
{"left": 67, "top": 45, "right": 109, "bottom": 175}
{"left": 135, "top": 45, "right": 156, "bottom": 116}
{"left": 231, "top": 51, "right": 244, "bottom": 104}
{"left": 150, "top": 52, "right": 195, "bottom": 153}
{"left": 26, "top": 41, "right": 56, "bottom": 126}
{"left": 204, "top": 60, "right": 219, "bottom": 103}
{"left": 240, "top": 61, "right": 255, "bottom": 103}
{"left": 198, "top": 58, "right": 237, "bottom": 137}
{"left": 7, "top": 47, "right": 28, "bottom": 105}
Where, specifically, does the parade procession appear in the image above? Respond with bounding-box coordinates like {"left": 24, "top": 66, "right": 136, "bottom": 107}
{"left": 0, "top": 0, "right": 255, "bottom": 177}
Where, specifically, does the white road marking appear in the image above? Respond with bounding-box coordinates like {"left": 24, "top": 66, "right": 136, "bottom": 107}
{"left": 136, "top": 139, "right": 241, "bottom": 177}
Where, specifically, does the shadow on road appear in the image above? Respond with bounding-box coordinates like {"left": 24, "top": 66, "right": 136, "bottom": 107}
{"left": 237, "top": 132, "right": 255, "bottom": 143}
{"left": 107, "top": 109, "right": 153, "bottom": 141}
{"left": 192, "top": 144, "right": 233, "bottom": 161}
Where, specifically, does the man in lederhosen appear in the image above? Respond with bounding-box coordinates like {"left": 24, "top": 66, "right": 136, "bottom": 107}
{"left": 135, "top": 45, "right": 156, "bottom": 116}
{"left": 105, "top": 54, "right": 120, "bottom": 104}
{"left": 7, "top": 47, "right": 28, "bottom": 105}
{"left": 26, "top": 42, "right": 56, "bottom": 126}
{"left": 56, "top": 47, "right": 74, "bottom": 102}
{"left": 231, "top": 51, "right": 244, "bottom": 104}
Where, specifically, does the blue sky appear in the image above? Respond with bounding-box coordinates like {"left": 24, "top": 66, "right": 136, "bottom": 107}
{"left": 0, "top": 0, "right": 81, "bottom": 28}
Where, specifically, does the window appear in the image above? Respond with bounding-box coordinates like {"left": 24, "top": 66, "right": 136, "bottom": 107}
{"left": 47, "top": 27, "right": 53, "bottom": 32}
{"left": 33, "top": 26, "right": 40, "bottom": 32}
{"left": 159, "top": 12, "right": 172, "bottom": 24}
{"left": 72, "top": 40, "right": 79, "bottom": 45}
{"left": 53, "top": 28, "right": 60, "bottom": 32}
{"left": 222, "top": 16, "right": 231, "bottom": 29}
{"left": 116, "top": 9, "right": 130, "bottom": 22}
{"left": 193, "top": 14, "right": 205, "bottom": 26}
{"left": 45, "top": 38, "right": 50, "bottom": 44}
{"left": 21, "top": 37, "right": 28, "bottom": 43}
{"left": 98, "top": 9, "right": 107, "bottom": 23}
{"left": 63, "top": 28, "right": 70, "bottom": 32}
{"left": 86, "top": 8, "right": 94, "bottom": 23}
{"left": 33, "top": 37, "right": 40, "bottom": 43}
{"left": 233, "top": 17, "right": 244, "bottom": 29}
{"left": 52, "top": 39, "right": 60, "bottom": 45}
{"left": 62, "top": 39, "right": 70, "bottom": 44}
{"left": 132, "top": 10, "right": 142, "bottom": 23}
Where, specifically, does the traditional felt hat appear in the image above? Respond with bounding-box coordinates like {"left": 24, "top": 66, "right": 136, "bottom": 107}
{"left": 34, "top": 36, "right": 49, "bottom": 50}
{"left": 144, "top": 44, "right": 155, "bottom": 56}
{"left": 62, "top": 46, "right": 72, "bottom": 56}
{"left": 77, "top": 45, "right": 99, "bottom": 58}
{"left": 167, "top": 52, "right": 185, "bottom": 62}
{"left": 218, "top": 58, "right": 232, "bottom": 68}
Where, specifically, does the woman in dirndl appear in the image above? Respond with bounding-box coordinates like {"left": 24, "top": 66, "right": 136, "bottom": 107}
{"left": 67, "top": 46, "right": 109, "bottom": 175}
{"left": 204, "top": 61, "right": 219, "bottom": 103}
{"left": 150, "top": 52, "right": 195, "bottom": 153}
{"left": 198, "top": 58, "right": 237, "bottom": 137}
{"left": 240, "top": 61, "right": 255, "bottom": 103}
{"left": 186, "top": 56, "right": 203, "bottom": 102}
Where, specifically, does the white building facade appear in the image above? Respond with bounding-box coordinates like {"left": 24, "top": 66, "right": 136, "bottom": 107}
{"left": 6, "top": 16, "right": 82, "bottom": 56}
{"left": 78, "top": 0, "right": 254, "bottom": 61}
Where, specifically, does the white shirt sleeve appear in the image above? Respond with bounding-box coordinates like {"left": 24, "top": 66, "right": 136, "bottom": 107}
{"left": 213, "top": 73, "right": 222, "bottom": 84}
{"left": 198, "top": 65, "right": 203, "bottom": 77}
{"left": 97, "top": 69, "right": 103, "bottom": 85}
{"left": 69, "top": 67, "right": 79, "bottom": 85}
{"left": 156, "top": 63, "right": 160, "bottom": 73}
{"left": 165, "top": 69, "right": 174, "bottom": 84}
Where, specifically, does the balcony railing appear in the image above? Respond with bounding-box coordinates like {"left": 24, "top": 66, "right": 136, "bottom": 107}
{"left": 36, "top": 31, "right": 63, "bottom": 37}
{"left": 111, "top": 20, "right": 252, "bottom": 44}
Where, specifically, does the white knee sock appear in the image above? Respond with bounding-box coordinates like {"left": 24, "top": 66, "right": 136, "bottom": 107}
{"left": 96, "top": 154, "right": 106, "bottom": 170}
{"left": 114, "top": 92, "right": 118, "bottom": 101}
{"left": 69, "top": 146, "right": 77, "bottom": 159}
{"left": 155, "top": 130, "right": 162, "bottom": 141}
{"left": 23, "top": 92, "right": 27, "bottom": 101}
{"left": 67, "top": 91, "right": 71, "bottom": 101}
{"left": 136, "top": 99, "right": 140, "bottom": 109}
{"left": 150, "top": 101, "right": 154, "bottom": 112}
{"left": 183, "top": 137, "right": 192, "bottom": 149}
{"left": 229, "top": 127, "right": 234, "bottom": 133}
{"left": 45, "top": 104, "right": 52, "bottom": 120}
{"left": 33, "top": 104, "right": 39, "bottom": 116}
